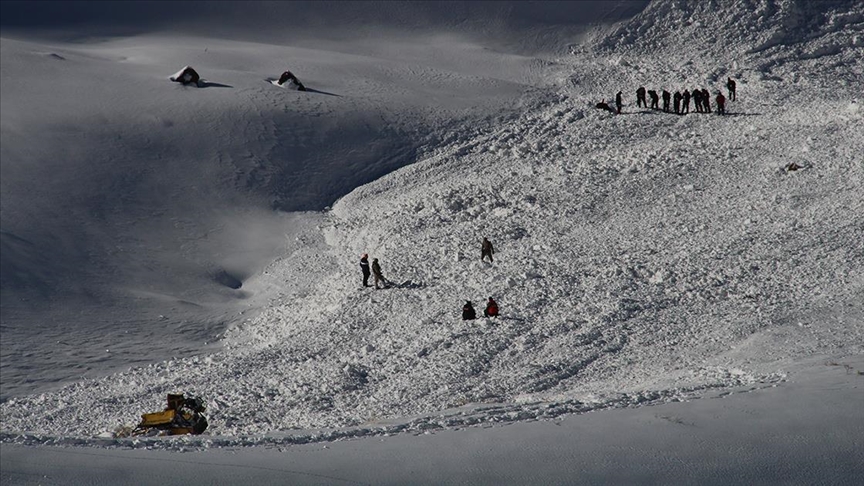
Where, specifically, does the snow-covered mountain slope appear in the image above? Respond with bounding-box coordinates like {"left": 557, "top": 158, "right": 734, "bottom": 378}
{"left": 1, "top": 0, "right": 862, "bottom": 446}
{"left": 0, "top": 27, "right": 553, "bottom": 398}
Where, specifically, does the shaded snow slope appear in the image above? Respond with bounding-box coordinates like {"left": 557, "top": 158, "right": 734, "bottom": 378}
{"left": 1, "top": 1, "right": 657, "bottom": 402}
{"left": 1, "top": 1, "right": 650, "bottom": 55}
{"left": 0, "top": 22, "right": 559, "bottom": 398}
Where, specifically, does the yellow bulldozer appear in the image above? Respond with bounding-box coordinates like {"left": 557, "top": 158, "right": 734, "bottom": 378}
{"left": 131, "top": 393, "right": 208, "bottom": 436}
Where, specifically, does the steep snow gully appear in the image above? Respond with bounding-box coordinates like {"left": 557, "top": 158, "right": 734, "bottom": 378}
{"left": 1, "top": 0, "right": 863, "bottom": 449}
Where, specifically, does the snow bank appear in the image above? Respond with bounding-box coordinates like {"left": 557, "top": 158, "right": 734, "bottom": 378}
{"left": 2, "top": 356, "right": 862, "bottom": 485}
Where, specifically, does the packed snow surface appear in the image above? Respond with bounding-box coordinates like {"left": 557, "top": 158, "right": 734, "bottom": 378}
{"left": 1, "top": 0, "right": 863, "bottom": 453}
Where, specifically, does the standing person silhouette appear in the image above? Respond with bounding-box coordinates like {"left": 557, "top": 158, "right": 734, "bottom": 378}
{"left": 371, "top": 258, "right": 388, "bottom": 289}
{"left": 727, "top": 77, "right": 737, "bottom": 101}
{"left": 615, "top": 91, "right": 623, "bottom": 114}
{"left": 359, "top": 253, "right": 371, "bottom": 288}
{"left": 481, "top": 237, "right": 495, "bottom": 263}
{"left": 636, "top": 87, "right": 647, "bottom": 108}
{"left": 716, "top": 92, "right": 727, "bottom": 115}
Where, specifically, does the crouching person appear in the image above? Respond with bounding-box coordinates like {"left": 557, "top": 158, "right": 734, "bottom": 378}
{"left": 484, "top": 297, "right": 499, "bottom": 318}
{"left": 462, "top": 301, "right": 476, "bottom": 320}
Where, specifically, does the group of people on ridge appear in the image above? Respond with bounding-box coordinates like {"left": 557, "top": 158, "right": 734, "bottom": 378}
{"left": 358, "top": 237, "right": 501, "bottom": 319}
{"left": 598, "top": 77, "right": 736, "bottom": 116}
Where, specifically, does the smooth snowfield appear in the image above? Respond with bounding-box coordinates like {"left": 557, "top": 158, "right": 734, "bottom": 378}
{"left": 2, "top": 0, "right": 864, "bottom": 484}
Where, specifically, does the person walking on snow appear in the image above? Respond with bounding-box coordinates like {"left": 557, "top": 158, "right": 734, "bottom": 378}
{"left": 371, "top": 258, "right": 387, "bottom": 289}
{"left": 463, "top": 301, "right": 477, "bottom": 320}
{"left": 682, "top": 89, "right": 691, "bottom": 114}
{"left": 648, "top": 90, "right": 659, "bottom": 110}
{"left": 481, "top": 237, "right": 495, "bottom": 263}
{"left": 484, "top": 297, "right": 499, "bottom": 318}
{"left": 716, "top": 92, "right": 726, "bottom": 115}
{"left": 727, "top": 77, "right": 737, "bottom": 101}
{"left": 701, "top": 88, "right": 711, "bottom": 112}
{"left": 636, "top": 87, "right": 647, "bottom": 108}
{"left": 673, "top": 91, "right": 682, "bottom": 114}
{"left": 615, "top": 91, "right": 623, "bottom": 114}
{"left": 693, "top": 88, "right": 703, "bottom": 113}
{"left": 359, "top": 253, "right": 371, "bottom": 287}
{"left": 662, "top": 90, "right": 671, "bottom": 112}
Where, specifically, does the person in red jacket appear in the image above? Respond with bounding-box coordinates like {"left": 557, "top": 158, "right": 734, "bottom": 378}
{"left": 484, "top": 297, "right": 499, "bottom": 318}
{"left": 716, "top": 91, "right": 726, "bottom": 115}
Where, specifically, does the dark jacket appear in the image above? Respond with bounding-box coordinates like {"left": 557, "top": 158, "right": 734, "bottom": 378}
{"left": 481, "top": 238, "right": 494, "bottom": 255}
{"left": 462, "top": 302, "right": 476, "bottom": 320}
{"left": 360, "top": 256, "right": 370, "bottom": 276}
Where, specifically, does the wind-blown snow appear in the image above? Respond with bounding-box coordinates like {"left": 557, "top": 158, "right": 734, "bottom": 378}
{"left": 1, "top": 0, "right": 862, "bottom": 470}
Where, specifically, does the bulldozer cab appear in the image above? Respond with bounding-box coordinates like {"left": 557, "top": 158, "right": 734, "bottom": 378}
{"left": 166, "top": 393, "right": 185, "bottom": 410}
